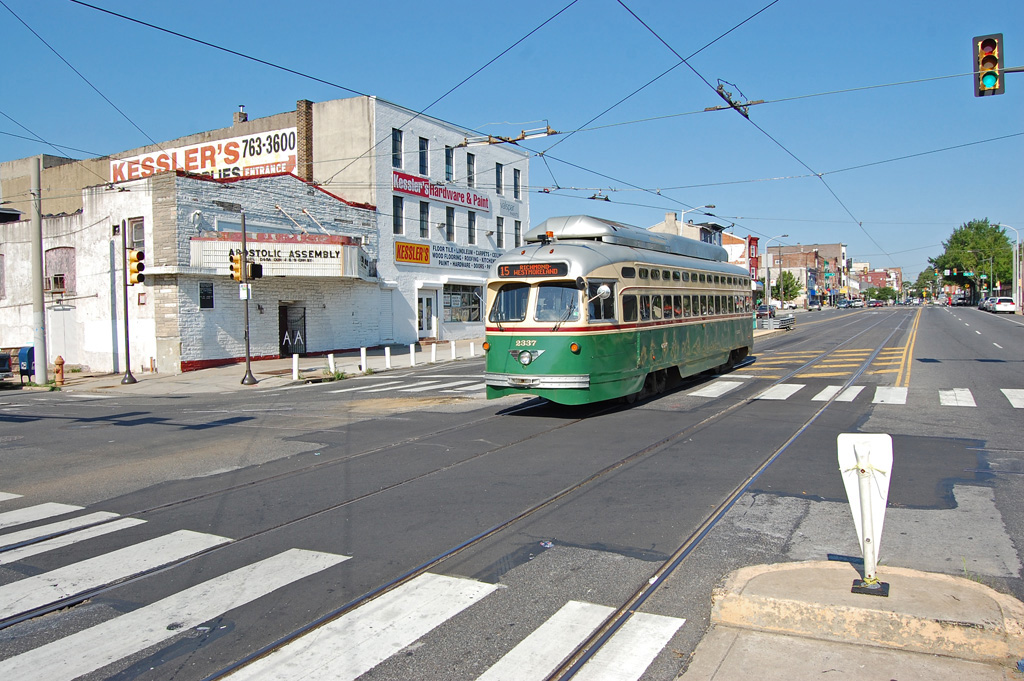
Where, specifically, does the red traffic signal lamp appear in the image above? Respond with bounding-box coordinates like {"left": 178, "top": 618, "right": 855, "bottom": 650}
{"left": 229, "top": 253, "right": 243, "bottom": 282}
{"left": 127, "top": 249, "right": 145, "bottom": 285}
{"left": 973, "top": 33, "right": 1005, "bottom": 96}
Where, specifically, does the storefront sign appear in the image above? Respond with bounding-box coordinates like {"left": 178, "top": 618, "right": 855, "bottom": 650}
{"left": 499, "top": 199, "right": 520, "bottom": 218}
{"left": 392, "top": 171, "right": 491, "bottom": 213}
{"left": 111, "top": 128, "right": 298, "bottom": 182}
{"left": 395, "top": 241, "right": 431, "bottom": 264}
{"left": 191, "top": 233, "right": 372, "bottom": 279}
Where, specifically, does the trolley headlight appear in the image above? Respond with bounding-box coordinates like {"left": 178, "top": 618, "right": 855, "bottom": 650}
{"left": 569, "top": 342, "right": 580, "bottom": 354}
{"left": 518, "top": 350, "right": 533, "bottom": 366}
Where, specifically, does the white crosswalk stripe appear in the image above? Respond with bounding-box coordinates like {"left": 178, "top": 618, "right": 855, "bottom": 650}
{"left": 0, "top": 492, "right": 23, "bottom": 503}
{"left": 690, "top": 380, "right": 744, "bottom": 398}
{"left": 574, "top": 611, "right": 685, "bottom": 681}
{"left": 401, "top": 379, "right": 475, "bottom": 392}
{"left": 1001, "top": 389, "right": 1024, "bottom": 408}
{"left": 755, "top": 383, "right": 805, "bottom": 400}
{"left": 328, "top": 381, "right": 401, "bottom": 393}
{"left": 0, "top": 502, "right": 83, "bottom": 530}
{"left": 0, "top": 529, "right": 230, "bottom": 620}
{"left": 225, "top": 572, "right": 500, "bottom": 680}
{"left": 447, "top": 382, "right": 487, "bottom": 392}
{"left": 811, "top": 385, "right": 865, "bottom": 402}
{"left": 939, "top": 388, "right": 976, "bottom": 407}
{"left": 364, "top": 379, "right": 440, "bottom": 393}
{"left": 872, "top": 387, "right": 908, "bottom": 405}
{"left": 0, "top": 515, "right": 145, "bottom": 565}
{"left": 0, "top": 549, "right": 348, "bottom": 681}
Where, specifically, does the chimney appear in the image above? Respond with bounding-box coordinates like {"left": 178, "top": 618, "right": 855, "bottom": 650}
{"left": 233, "top": 105, "right": 248, "bottom": 125}
{"left": 664, "top": 212, "right": 679, "bottom": 235}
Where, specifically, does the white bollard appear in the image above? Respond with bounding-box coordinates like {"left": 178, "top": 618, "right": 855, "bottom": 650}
{"left": 385, "top": 346, "right": 392, "bottom": 370}
{"left": 292, "top": 354, "right": 300, "bottom": 381}
{"left": 838, "top": 433, "right": 893, "bottom": 597}
{"left": 451, "top": 341, "right": 457, "bottom": 361}
{"left": 327, "top": 354, "right": 336, "bottom": 373}
{"left": 430, "top": 343, "right": 437, "bottom": 363}
{"left": 409, "top": 344, "right": 416, "bottom": 367}
{"left": 470, "top": 342, "right": 476, "bottom": 357}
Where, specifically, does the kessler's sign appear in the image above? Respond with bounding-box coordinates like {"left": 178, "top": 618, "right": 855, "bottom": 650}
{"left": 111, "top": 128, "right": 298, "bottom": 182}
{"left": 392, "top": 171, "right": 491, "bottom": 213}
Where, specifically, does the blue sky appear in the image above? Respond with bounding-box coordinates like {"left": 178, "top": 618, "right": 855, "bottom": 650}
{"left": 2, "top": 0, "right": 1021, "bottom": 279}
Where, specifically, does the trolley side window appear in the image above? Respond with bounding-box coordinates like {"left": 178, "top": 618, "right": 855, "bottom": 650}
{"left": 652, "top": 295, "right": 663, "bottom": 320}
{"left": 683, "top": 295, "right": 692, "bottom": 317}
{"left": 535, "top": 282, "right": 580, "bottom": 322}
{"left": 489, "top": 283, "right": 530, "bottom": 322}
{"left": 621, "top": 266, "right": 636, "bottom": 278}
{"left": 622, "top": 295, "right": 638, "bottom": 322}
{"left": 639, "top": 295, "right": 651, "bottom": 321}
{"left": 588, "top": 282, "right": 616, "bottom": 321}
{"left": 662, "top": 295, "right": 673, "bottom": 319}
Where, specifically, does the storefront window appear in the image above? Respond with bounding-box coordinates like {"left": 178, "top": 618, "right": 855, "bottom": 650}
{"left": 444, "top": 284, "right": 482, "bottom": 322}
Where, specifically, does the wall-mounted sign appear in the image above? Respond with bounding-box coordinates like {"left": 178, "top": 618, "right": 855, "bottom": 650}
{"left": 111, "top": 128, "right": 298, "bottom": 182}
{"left": 191, "top": 232, "right": 372, "bottom": 280}
{"left": 392, "top": 171, "right": 491, "bottom": 213}
{"left": 394, "top": 240, "right": 501, "bottom": 271}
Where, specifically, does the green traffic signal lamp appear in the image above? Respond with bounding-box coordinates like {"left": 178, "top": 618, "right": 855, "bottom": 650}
{"left": 127, "top": 249, "right": 145, "bottom": 285}
{"left": 973, "top": 33, "right": 1005, "bottom": 96}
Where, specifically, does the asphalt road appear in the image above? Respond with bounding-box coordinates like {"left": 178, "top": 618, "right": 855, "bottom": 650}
{"left": 0, "top": 305, "right": 1021, "bottom": 680}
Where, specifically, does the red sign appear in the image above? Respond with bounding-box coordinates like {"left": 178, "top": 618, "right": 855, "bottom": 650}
{"left": 396, "top": 241, "right": 431, "bottom": 264}
{"left": 392, "top": 171, "right": 491, "bottom": 213}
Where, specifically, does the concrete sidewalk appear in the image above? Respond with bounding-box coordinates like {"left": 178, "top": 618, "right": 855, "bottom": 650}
{"left": 679, "top": 561, "right": 1024, "bottom": 679}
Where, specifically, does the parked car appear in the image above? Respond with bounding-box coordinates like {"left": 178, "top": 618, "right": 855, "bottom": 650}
{"left": 756, "top": 305, "right": 775, "bottom": 319}
{"left": 807, "top": 300, "right": 822, "bottom": 311}
{"left": 868, "top": 300, "right": 884, "bottom": 308}
{"left": 836, "top": 299, "right": 851, "bottom": 309}
{"left": 979, "top": 296, "right": 997, "bottom": 311}
{"left": 850, "top": 299, "right": 864, "bottom": 308}
{"left": 991, "top": 297, "right": 1017, "bottom": 314}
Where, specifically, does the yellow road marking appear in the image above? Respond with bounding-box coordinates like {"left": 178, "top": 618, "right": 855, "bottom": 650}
{"left": 867, "top": 369, "right": 901, "bottom": 375}
{"left": 795, "top": 372, "right": 854, "bottom": 378}
{"left": 896, "top": 308, "right": 923, "bottom": 387}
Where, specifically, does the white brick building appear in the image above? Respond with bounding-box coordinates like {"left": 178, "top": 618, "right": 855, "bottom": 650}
{"left": 0, "top": 96, "right": 530, "bottom": 373}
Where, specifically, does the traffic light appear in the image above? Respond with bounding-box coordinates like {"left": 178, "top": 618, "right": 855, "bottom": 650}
{"left": 229, "top": 253, "right": 243, "bottom": 282}
{"left": 246, "top": 262, "right": 263, "bottom": 279}
{"left": 127, "top": 249, "right": 145, "bottom": 285}
{"left": 973, "top": 33, "right": 1005, "bottom": 96}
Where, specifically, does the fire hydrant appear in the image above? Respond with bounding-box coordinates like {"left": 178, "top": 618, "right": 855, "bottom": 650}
{"left": 54, "top": 356, "right": 65, "bottom": 387}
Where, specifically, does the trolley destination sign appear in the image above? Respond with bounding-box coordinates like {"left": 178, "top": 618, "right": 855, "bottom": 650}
{"left": 498, "top": 262, "right": 568, "bottom": 278}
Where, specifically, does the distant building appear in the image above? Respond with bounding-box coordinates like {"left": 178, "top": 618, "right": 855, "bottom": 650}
{"left": 0, "top": 97, "right": 529, "bottom": 373}
{"left": 648, "top": 212, "right": 726, "bottom": 246}
{"left": 761, "top": 242, "right": 848, "bottom": 306}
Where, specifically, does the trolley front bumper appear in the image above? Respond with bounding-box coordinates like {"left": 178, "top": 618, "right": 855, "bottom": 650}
{"left": 485, "top": 372, "right": 590, "bottom": 389}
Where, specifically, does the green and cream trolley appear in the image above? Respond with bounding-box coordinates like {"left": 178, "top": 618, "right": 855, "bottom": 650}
{"left": 484, "top": 215, "right": 753, "bottom": 405}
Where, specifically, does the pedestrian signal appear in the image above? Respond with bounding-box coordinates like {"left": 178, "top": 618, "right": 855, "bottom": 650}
{"left": 246, "top": 262, "right": 263, "bottom": 279}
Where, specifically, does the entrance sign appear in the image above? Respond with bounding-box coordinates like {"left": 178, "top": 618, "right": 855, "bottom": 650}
{"left": 838, "top": 433, "right": 893, "bottom": 597}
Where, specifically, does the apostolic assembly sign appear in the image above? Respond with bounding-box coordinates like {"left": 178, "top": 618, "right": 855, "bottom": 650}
{"left": 110, "top": 128, "right": 299, "bottom": 182}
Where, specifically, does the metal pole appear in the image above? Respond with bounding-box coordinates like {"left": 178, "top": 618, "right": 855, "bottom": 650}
{"left": 241, "top": 211, "right": 257, "bottom": 385}
{"left": 120, "top": 219, "right": 136, "bottom": 384}
{"left": 30, "top": 158, "right": 49, "bottom": 384}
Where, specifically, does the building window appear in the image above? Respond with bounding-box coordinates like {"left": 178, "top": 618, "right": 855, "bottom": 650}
{"left": 419, "top": 201, "right": 430, "bottom": 238}
{"left": 514, "top": 220, "right": 522, "bottom": 247}
{"left": 466, "top": 153, "right": 475, "bottom": 188}
{"left": 513, "top": 168, "right": 521, "bottom": 199}
{"left": 393, "top": 195, "right": 404, "bottom": 235}
{"left": 468, "top": 211, "right": 476, "bottom": 245}
{"left": 496, "top": 216, "right": 504, "bottom": 249}
{"left": 443, "top": 284, "right": 482, "bottom": 322}
{"left": 495, "top": 163, "right": 503, "bottom": 195}
{"left": 44, "top": 246, "right": 76, "bottom": 294}
{"left": 445, "top": 206, "right": 455, "bottom": 241}
{"left": 199, "top": 282, "right": 214, "bottom": 309}
{"left": 128, "top": 217, "right": 145, "bottom": 250}
{"left": 445, "top": 146, "right": 454, "bottom": 181}
{"left": 391, "top": 128, "right": 403, "bottom": 169}
{"left": 418, "top": 137, "right": 429, "bottom": 176}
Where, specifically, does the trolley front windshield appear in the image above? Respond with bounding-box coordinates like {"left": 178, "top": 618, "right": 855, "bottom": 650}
{"left": 489, "top": 283, "right": 530, "bottom": 322}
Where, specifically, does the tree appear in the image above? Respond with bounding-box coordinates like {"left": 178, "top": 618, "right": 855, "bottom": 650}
{"left": 771, "top": 271, "right": 802, "bottom": 302}
{"left": 930, "top": 219, "right": 1014, "bottom": 299}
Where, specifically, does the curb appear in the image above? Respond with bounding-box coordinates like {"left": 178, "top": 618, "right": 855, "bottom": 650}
{"left": 711, "top": 561, "right": 1024, "bottom": 663}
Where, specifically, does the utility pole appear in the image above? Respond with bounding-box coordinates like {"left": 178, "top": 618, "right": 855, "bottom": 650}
{"left": 120, "top": 220, "right": 136, "bottom": 384}
{"left": 30, "top": 157, "right": 49, "bottom": 384}
{"left": 240, "top": 211, "right": 257, "bottom": 385}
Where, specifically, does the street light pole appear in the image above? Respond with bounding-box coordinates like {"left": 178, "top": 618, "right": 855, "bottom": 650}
{"left": 764, "top": 234, "right": 789, "bottom": 310}
{"left": 675, "top": 205, "right": 716, "bottom": 235}
{"left": 995, "top": 223, "right": 1020, "bottom": 310}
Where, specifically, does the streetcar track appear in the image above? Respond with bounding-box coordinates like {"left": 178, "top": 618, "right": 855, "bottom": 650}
{"left": 203, "top": 309, "right": 915, "bottom": 678}
{"left": 1, "top": 311, "right": 915, "bottom": 672}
